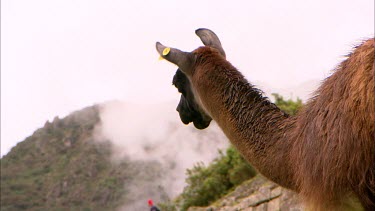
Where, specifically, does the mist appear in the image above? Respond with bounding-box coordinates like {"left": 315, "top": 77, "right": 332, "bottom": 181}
{"left": 94, "top": 100, "right": 229, "bottom": 210}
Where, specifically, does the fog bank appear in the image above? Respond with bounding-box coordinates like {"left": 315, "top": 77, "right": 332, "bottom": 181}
{"left": 94, "top": 101, "right": 229, "bottom": 210}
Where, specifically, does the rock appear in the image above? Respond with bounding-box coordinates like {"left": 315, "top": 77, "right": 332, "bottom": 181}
{"left": 188, "top": 175, "right": 304, "bottom": 211}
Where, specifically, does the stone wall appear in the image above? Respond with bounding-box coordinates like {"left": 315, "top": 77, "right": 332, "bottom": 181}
{"left": 188, "top": 176, "right": 304, "bottom": 211}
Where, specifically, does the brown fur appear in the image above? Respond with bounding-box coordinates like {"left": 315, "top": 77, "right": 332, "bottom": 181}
{"left": 187, "top": 39, "right": 374, "bottom": 210}
{"left": 291, "top": 38, "right": 375, "bottom": 210}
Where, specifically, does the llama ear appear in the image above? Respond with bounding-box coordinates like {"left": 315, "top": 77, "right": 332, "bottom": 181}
{"left": 195, "top": 28, "right": 226, "bottom": 58}
{"left": 156, "top": 42, "right": 194, "bottom": 74}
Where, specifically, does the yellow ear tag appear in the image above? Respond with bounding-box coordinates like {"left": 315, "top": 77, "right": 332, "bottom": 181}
{"left": 162, "top": 47, "right": 171, "bottom": 56}
{"left": 158, "top": 47, "right": 171, "bottom": 61}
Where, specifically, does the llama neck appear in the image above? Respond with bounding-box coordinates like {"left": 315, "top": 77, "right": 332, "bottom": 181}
{"left": 195, "top": 64, "right": 297, "bottom": 189}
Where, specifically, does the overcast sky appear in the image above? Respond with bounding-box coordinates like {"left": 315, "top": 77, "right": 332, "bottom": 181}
{"left": 1, "top": 0, "right": 374, "bottom": 156}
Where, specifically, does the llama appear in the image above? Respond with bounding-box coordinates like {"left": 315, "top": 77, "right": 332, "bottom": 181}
{"left": 156, "top": 28, "right": 375, "bottom": 210}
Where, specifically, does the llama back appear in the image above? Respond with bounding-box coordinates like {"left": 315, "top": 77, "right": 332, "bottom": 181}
{"left": 291, "top": 38, "right": 375, "bottom": 209}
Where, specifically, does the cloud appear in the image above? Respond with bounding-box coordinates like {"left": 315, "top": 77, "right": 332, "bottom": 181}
{"left": 94, "top": 100, "right": 229, "bottom": 210}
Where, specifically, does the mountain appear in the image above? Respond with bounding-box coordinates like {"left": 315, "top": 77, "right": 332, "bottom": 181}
{"left": 0, "top": 102, "right": 228, "bottom": 210}
{"left": 1, "top": 106, "right": 136, "bottom": 210}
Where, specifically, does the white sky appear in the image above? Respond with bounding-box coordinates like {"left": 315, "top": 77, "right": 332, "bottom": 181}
{"left": 1, "top": 0, "right": 374, "bottom": 156}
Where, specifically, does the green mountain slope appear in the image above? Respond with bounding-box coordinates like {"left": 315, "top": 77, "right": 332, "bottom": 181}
{"left": 1, "top": 106, "right": 163, "bottom": 211}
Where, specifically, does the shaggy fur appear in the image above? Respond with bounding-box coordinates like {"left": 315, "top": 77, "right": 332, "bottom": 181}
{"left": 290, "top": 38, "right": 375, "bottom": 210}
{"left": 157, "top": 32, "right": 374, "bottom": 210}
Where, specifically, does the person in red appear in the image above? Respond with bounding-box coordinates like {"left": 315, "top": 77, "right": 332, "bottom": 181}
{"left": 148, "top": 199, "right": 160, "bottom": 211}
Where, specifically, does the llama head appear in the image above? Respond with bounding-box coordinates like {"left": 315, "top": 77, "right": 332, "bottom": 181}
{"left": 156, "top": 28, "right": 226, "bottom": 129}
{"left": 172, "top": 68, "right": 211, "bottom": 129}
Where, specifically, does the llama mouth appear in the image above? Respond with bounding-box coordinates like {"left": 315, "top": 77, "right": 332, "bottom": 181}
{"left": 176, "top": 96, "right": 211, "bottom": 129}
{"left": 193, "top": 119, "right": 211, "bottom": 129}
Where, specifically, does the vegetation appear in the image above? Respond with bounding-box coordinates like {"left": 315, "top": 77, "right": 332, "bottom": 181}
{"left": 272, "top": 93, "right": 303, "bottom": 115}
{"left": 174, "top": 94, "right": 303, "bottom": 211}
{"left": 175, "top": 147, "right": 255, "bottom": 211}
